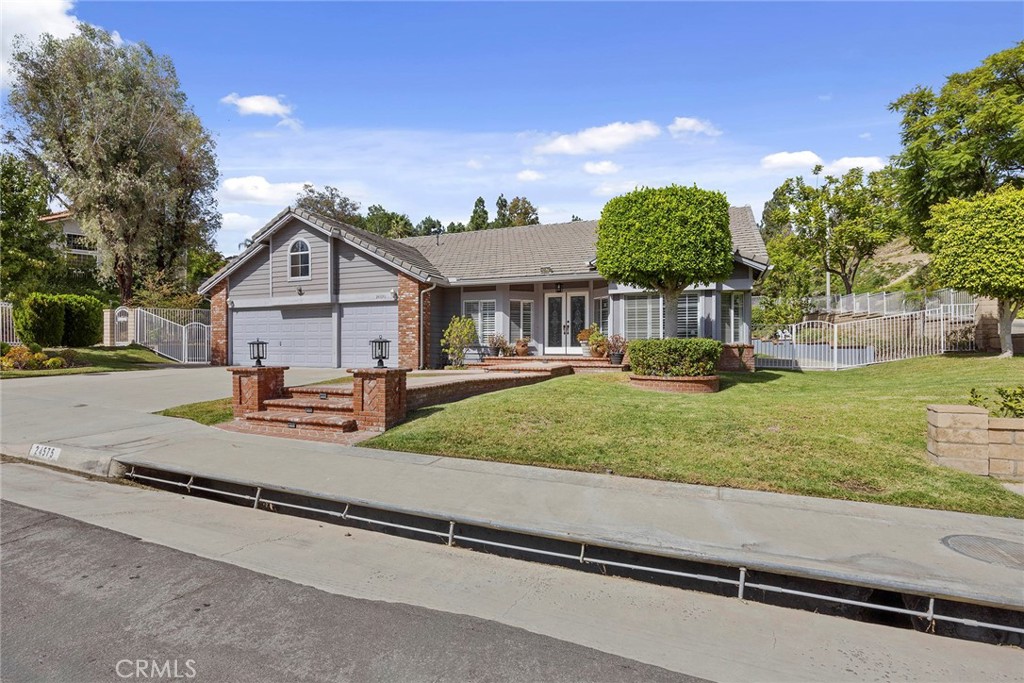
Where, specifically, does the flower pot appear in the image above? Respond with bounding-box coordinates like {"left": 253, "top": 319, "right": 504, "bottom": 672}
{"left": 580, "top": 341, "right": 589, "bottom": 353}
{"left": 609, "top": 352, "right": 624, "bottom": 365}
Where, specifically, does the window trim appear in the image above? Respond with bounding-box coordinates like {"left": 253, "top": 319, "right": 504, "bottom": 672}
{"left": 720, "top": 292, "right": 745, "bottom": 344}
{"left": 463, "top": 299, "right": 497, "bottom": 345}
{"left": 509, "top": 299, "right": 534, "bottom": 342}
{"left": 624, "top": 293, "right": 663, "bottom": 341}
{"left": 288, "top": 239, "right": 312, "bottom": 281}
{"left": 593, "top": 296, "right": 610, "bottom": 335}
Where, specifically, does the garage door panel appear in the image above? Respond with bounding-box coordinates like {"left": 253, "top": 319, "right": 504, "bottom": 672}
{"left": 340, "top": 302, "right": 398, "bottom": 368}
{"left": 231, "top": 306, "right": 334, "bottom": 368}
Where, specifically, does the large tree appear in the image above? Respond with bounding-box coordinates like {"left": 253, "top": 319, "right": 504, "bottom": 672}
{"left": 491, "top": 194, "right": 511, "bottom": 229}
{"left": 294, "top": 183, "right": 364, "bottom": 228}
{"left": 928, "top": 187, "right": 1024, "bottom": 357}
{"left": 415, "top": 215, "right": 443, "bottom": 237}
{"left": 6, "top": 24, "right": 220, "bottom": 304}
{"left": 0, "top": 153, "right": 62, "bottom": 299}
{"left": 889, "top": 42, "right": 1024, "bottom": 250}
{"left": 597, "top": 185, "right": 733, "bottom": 338}
{"left": 364, "top": 204, "right": 414, "bottom": 239}
{"left": 508, "top": 196, "right": 540, "bottom": 226}
{"left": 769, "top": 166, "right": 902, "bottom": 295}
{"left": 468, "top": 197, "right": 489, "bottom": 231}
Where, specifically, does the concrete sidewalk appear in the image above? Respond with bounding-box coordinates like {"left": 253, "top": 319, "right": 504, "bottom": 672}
{"left": 114, "top": 434, "right": 1024, "bottom": 612}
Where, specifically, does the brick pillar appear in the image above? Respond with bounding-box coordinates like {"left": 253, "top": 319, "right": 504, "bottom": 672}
{"left": 102, "top": 309, "right": 114, "bottom": 346}
{"left": 210, "top": 280, "right": 228, "bottom": 366}
{"left": 989, "top": 418, "right": 1024, "bottom": 481}
{"left": 974, "top": 297, "right": 1000, "bottom": 352}
{"left": 228, "top": 366, "right": 288, "bottom": 417}
{"left": 351, "top": 367, "right": 409, "bottom": 431}
{"left": 925, "top": 404, "right": 990, "bottom": 475}
{"left": 717, "top": 344, "right": 754, "bottom": 372}
{"left": 397, "top": 274, "right": 431, "bottom": 369}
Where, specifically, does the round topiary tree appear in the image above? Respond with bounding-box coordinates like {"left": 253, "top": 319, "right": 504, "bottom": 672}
{"left": 928, "top": 186, "right": 1024, "bottom": 357}
{"left": 597, "top": 185, "right": 734, "bottom": 338}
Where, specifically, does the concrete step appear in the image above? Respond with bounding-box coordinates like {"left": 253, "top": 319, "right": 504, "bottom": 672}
{"left": 263, "top": 397, "right": 353, "bottom": 414}
{"left": 287, "top": 384, "right": 353, "bottom": 399}
{"left": 244, "top": 410, "right": 358, "bottom": 432}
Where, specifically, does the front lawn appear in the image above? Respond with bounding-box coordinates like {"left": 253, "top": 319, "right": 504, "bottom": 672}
{"left": 0, "top": 346, "right": 172, "bottom": 379}
{"left": 159, "top": 397, "right": 235, "bottom": 425}
{"left": 366, "top": 355, "right": 1024, "bottom": 518}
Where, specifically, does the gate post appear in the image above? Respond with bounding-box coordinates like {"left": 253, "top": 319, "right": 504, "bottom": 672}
{"left": 832, "top": 324, "right": 839, "bottom": 371}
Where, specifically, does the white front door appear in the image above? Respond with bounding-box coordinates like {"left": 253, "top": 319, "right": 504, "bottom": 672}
{"left": 544, "top": 292, "right": 588, "bottom": 354}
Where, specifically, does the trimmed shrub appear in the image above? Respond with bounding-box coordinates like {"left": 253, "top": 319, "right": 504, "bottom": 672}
{"left": 13, "top": 293, "right": 65, "bottom": 347}
{"left": 3, "top": 346, "right": 37, "bottom": 369}
{"left": 628, "top": 338, "right": 723, "bottom": 377}
{"left": 27, "top": 342, "right": 43, "bottom": 354}
{"left": 43, "top": 357, "right": 66, "bottom": 370}
{"left": 59, "top": 294, "right": 103, "bottom": 347}
{"left": 0, "top": 342, "right": 9, "bottom": 356}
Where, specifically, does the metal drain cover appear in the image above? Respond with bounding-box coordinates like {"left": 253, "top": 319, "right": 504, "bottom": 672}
{"left": 941, "top": 534, "right": 1024, "bottom": 570}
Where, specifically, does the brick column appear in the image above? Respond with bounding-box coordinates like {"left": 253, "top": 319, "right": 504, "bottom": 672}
{"left": 989, "top": 418, "right": 1024, "bottom": 481}
{"left": 397, "top": 274, "right": 431, "bottom": 369}
{"left": 351, "top": 367, "right": 409, "bottom": 431}
{"left": 718, "top": 344, "right": 754, "bottom": 372}
{"left": 210, "top": 280, "right": 228, "bottom": 366}
{"left": 102, "top": 309, "right": 114, "bottom": 346}
{"left": 228, "top": 366, "right": 288, "bottom": 418}
{"left": 974, "top": 297, "right": 1000, "bottom": 352}
{"left": 925, "top": 404, "right": 990, "bottom": 475}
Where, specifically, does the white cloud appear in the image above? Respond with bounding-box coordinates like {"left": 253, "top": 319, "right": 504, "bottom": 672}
{"left": 466, "top": 158, "right": 483, "bottom": 170}
{"left": 220, "top": 92, "right": 293, "bottom": 117}
{"left": 826, "top": 156, "right": 886, "bottom": 174}
{"left": 858, "top": 132, "right": 872, "bottom": 140}
{"left": 1, "top": 0, "right": 78, "bottom": 85}
{"left": 516, "top": 169, "right": 545, "bottom": 182}
{"left": 535, "top": 120, "right": 660, "bottom": 155}
{"left": 221, "top": 212, "right": 263, "bottom": 235}
{"left": 667, "top": 116, "right": 722, "bottom": 138}
{"left": 760, "top": 150, "right": 824, "bottom": 170}
{"left": 220, "top": 176, "right": 307, "bottom": 205}
{"left": 591, "top": 179, "right": 639, "bottom": 197}
{"left": 583, "top": 160, "right": 621, "bottom": 175}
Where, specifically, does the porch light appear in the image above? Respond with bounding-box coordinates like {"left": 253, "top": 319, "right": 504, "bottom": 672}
{"left": 370, "top": 336, "right": 390, "bottom": 368}
{"left": 556, "top": 282, "right": 563, "bottom": 293}
{"left": 248, "top": 338, "right": 268, "bottom": 367}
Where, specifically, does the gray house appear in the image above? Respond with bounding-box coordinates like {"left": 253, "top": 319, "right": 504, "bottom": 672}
{"left": 199, "top": 206, "right": 768, "bottom": 368}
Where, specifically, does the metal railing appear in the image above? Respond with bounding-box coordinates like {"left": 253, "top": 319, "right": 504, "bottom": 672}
{"left": 135, "top": 309, "right": 211, "bottom": 364}
{"left": 0, "top": 302, "right": 21, "bottom": 345}
{"left": 796, "top": 288, "right": 975, "bottom": 317}
{"left": 754, "top": 304, "right": 977, "bottom": 371}
{"left": 138, "top": 307, "right": 210, "bottom": 326}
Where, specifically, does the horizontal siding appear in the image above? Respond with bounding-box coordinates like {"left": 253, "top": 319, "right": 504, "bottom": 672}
{"left": 271, "top": 219, "right": 330, "bottom": 297}
{"left": 228, "top": 247, "right": 271, "bottom": 298}
{"left": 336, "top": 241, "right": 399, "bottom": 294}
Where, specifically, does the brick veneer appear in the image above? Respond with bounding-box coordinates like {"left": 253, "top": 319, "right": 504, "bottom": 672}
{"left": 407, "top": 372, "right": 566, "bottom": 411}
{"left": 351, "top": 367, "right": 410, "bottom": 431}
{"left": 210, "top": 280, "right": 228, "bottom": 366}
{"left": 228, "top": 366, "right": 288, "bottom": 417}
{"left": 398, "top": 274, "right": 432, "bottom": 370}
{"left": 926, "top": 404, "right": 1024, "bottom": 480}
{"left": 628, "top": 374, "right": 720, "bottom": 393}
{"left": 718, "top": 344, "right": 754, "bottom": 372}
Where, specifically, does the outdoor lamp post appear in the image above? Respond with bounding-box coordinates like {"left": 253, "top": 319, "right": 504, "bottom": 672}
{"left": 248, "top": 338, "right": 268, "bottom": 367}
{"left": 370, "top": 336, "right": 390, "bottom": 368}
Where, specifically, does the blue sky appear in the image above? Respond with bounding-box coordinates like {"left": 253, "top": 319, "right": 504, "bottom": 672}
{"left": 3, "top": 1, "right": 1021, "bottom": 253}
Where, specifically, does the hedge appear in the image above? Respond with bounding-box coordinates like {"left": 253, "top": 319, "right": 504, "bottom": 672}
{"left": 12, "top": 293, "right": 104, "bottom": 348}
{"left": 628, "top": 338, "right": 723, "bottom": 377}
{"left": 13, "top": 293, "right": 65, "bottom": 347}
{"left": 61, "top": 294, "right": 104, "bottom": 347}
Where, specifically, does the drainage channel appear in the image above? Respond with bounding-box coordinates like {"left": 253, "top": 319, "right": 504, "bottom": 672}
{"left": 124, "top": 464, "right": 1024, "bottom": 647}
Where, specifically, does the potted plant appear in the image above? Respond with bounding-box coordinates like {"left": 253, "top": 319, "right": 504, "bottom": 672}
{"left": 514, "top": 337, "right": 531, "bottom": 356}
{"left": 589, "top": 331, "right": 608, "bottom": 357}
{"left": 606, "top": 334, "right": 627, "bottom": 365}
{"left": 577, "top": 324, "right": 597, "bottom": 353}
{"left": 488, "top": 334, "right": 511, "bottom": 357}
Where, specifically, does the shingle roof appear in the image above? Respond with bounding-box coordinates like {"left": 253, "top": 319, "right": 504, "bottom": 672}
{"left": 728, "top": 206, "right": 769, "bottom": 263}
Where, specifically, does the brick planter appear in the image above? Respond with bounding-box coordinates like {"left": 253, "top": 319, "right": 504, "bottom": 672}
{"left": 926, "top": 404, "right": 1024, "bottom": 481}
{"left": 228, "top": 366, "right": 288, "bottom": 417}
{"left": 628, "top": 374, "right": 720, "bottom": 393}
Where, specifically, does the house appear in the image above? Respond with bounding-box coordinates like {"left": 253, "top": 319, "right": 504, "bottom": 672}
{"left": 40, "top": 211, "right": 100, "bottom": 267}
{"left": 198, "top": 206, "right": 769, "bottom": 368}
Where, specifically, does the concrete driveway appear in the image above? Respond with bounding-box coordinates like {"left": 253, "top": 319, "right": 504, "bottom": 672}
{"left": 0, "top": 365, "right": 344, "bottom": 474}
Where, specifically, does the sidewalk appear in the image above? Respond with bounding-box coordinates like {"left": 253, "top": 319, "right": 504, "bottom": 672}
{"left": 114, "top": 430, "right": 1024, "bottom": 611}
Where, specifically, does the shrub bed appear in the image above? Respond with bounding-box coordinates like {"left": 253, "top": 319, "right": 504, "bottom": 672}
{"left": 12, "top": 293, "right": 103, "bottom": 348}
{"left": 60, "top": 294, "right": 104, "bottom": 347}
{"left": 628, "top": 338, "right": 723, "bottom": 377}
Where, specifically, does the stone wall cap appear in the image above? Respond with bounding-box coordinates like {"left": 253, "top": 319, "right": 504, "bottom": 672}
{"left": 990, "top": 417, "right": 1024, "bottom": 430}
{"left": 926, "top": 404, "right": 988, "bottom": 414}
{"left": 348, "top": 367, "right": 412, "bottom": 374}
{"left": 227, "top": 366, "right": 290, "bottom": 373}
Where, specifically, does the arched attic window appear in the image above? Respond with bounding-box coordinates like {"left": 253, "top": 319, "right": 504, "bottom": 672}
{"left": 289, "top": 240, "right": 311, "bottom": 279}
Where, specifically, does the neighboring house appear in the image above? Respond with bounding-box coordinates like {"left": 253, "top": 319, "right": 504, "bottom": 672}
{"left": 40, "top": 211, "right": 100, "bottom": 267}
{"left": 198, "top": 206, "right": 769, "bottom": 368}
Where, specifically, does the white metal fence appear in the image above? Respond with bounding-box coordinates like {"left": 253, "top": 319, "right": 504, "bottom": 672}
{"left": 0, "top": 302, "right": 21, "bottom": 345}
{"left": 754, "top": 304, "right": 977, "bottom": 371}
{"left": 138, "top": 307, "right": 210, "bottom": 326}
{"left": 799, "top": 288, "right": 975, "bottom": 316}
{"left": 133, "top": 308, "right": 211, "bottom": 364}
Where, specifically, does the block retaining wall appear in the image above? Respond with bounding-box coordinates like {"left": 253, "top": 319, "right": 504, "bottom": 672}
{"left": 926, "top": 404, "right": 1024, "bottom": 481}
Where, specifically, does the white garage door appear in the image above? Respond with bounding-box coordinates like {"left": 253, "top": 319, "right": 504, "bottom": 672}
{"left": 231, "top": 306, "right": 334, "bottom": 367}
{"left": 339, "top": 302, "right": 399, "bottom": 368}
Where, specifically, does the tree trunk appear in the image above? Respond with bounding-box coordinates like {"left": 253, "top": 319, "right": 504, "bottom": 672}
{"left": 662, "top": 290, "right": 680, "bottom": 339}
{"left": 997, "top": 299, "right": 1020, "bottom": 358}
{"left": 115, "top": 256, "right": 134, "bottom": 306}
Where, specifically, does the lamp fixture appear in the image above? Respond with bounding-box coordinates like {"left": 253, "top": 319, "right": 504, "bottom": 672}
{"left": 556, "top": 282, "right": 563, "bottom": 293}
{"left": 370, "top": 335, "right": 391, "bottom": 368}
{"left": 248, "top": 338, "right": 268, "bottom": 367}
{"left": 296, "top": 286, "right": 304, "bottom": 296}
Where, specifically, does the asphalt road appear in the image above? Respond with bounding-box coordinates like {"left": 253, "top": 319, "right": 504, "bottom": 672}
{"left": 0, "top": 500, "right": 700, "bottom": 683}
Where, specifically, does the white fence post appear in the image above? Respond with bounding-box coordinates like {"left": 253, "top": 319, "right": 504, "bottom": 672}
{"left": 832, "top": 324, "right": 839, "bottom": 371}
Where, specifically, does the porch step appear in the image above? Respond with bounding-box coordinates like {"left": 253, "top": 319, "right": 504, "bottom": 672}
{"left": 263, "top": 397, "right": 353, "bottom": 413}
{"left": 244, "top": 410, "right": 358, "bottom": 432}
{"left": 287, "top": 384, "right": 353, "bottom": 399}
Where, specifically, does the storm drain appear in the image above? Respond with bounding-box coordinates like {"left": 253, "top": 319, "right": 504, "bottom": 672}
{"left": 123, "top": 464, "right": 1024, "bottom": 647}
{"left": 942, "top": 535, "right": 1024, "bottom": 571}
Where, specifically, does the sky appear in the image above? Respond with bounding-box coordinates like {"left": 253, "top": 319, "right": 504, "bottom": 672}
{"left": 2, "top": 1, "right": 1021, "bottom": 254}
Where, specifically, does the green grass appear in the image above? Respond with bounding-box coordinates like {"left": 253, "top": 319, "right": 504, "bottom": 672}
{"left": 159, "top": 397, "right": 235, "bottom": 426}
{"left": 366, "top": 355, "right": 1024, "bottom": 518}
{"left": 0, "top": 346, "right": 172, "bottom": 379}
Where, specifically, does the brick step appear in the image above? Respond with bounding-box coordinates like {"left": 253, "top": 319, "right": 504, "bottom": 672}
{"left": 221, "top": 420, "right": 367, "bottom": 445}
{"left": 480, "top": 356, "right": 613, "bottom": 366}
{"left": 263, "top": 397, "right": 353, "bottom": 413}
{"left": 287, "top": 384, "right": 353, "bottom": 399}
{"left": 244, "top": 410, "right": 358, "bottom": 432}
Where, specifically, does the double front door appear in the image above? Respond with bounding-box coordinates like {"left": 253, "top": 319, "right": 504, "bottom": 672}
{"left": 544, "top": 292, "right": 588, "bottom": 354}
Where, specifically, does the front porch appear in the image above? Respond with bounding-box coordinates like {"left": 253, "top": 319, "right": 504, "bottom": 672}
{"left": 476, "top": 355, "right": 626, "bottom": 373}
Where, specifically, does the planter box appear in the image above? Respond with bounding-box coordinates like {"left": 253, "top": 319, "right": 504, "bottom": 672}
{"left": 629, "top": 374, "right": 720, "bottom": 393}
